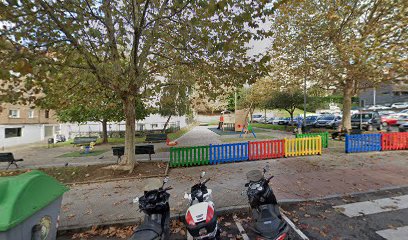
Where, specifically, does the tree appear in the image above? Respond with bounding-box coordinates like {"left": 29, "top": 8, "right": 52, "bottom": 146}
{"left": 268, "top": 0, "right": 408, "bottom": 130}
{"left": 157, "top": 67, "right": 191, "bottom": 132}
{"left": 267, "top": 90, "right": 304, "bottom": 124}
{"left": 1, "top": 0, "right": 272, "bottom": 170}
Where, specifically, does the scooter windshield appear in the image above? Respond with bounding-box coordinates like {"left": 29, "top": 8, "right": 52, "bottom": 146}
{"left": 246, "top": 170, "right": 263, "bottom": 182}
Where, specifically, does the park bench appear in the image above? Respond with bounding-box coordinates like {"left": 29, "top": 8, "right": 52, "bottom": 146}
{"left": 112, "top": 145, "right": 155, "bottom": 163}
{"left": 71, "top": 136, "right": 98, "bottom": 146}
{"left": 145, "top": 133, "right": 167, "bottom": 143}
{"left": 0, "top": 152, "right": 23, "bottom": 170}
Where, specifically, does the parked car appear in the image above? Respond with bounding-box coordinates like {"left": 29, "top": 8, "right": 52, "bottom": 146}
{"left": 252, "top": 114, "right": 265, "bottom": 123}
{"left": 381, "top": 114, "right": 399, "bottom": 126}
{"left": 391, "top": 102, "right": 408, "bottom": 109}
{"left": 305, "top": 116, "right": 319, "bottom": 126}
{"left": 266, "top": 117, "right": 275, "bottom": 124}
{"left": 278, "top": 117, "right": 290, "bottom": 125}
{"left": 368, "top": 105, "right": 391, "bottom": 110}
{"left": 396, "top": 115, "right": 408, "bottom": 125}
{"left": 399, "top": 109, "right": 408, "bottom": 114}
{"left": 399, "top": 122, "right": 408, "bottom": 132}
{"left": 378, "top": 110, "right": 396, "bottom": 116}
{"left": 272, "top": 117, "right": 284, "bottom": 125}
{"left": 314, "top": 115, "right": 341, "bottom": 129}
{"left": 351, "top": 112, "right": 382, "bottom": 131}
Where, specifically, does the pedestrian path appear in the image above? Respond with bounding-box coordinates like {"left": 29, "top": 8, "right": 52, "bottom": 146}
{"left": 334, "top": 194, "right": 408, "bottom": 240}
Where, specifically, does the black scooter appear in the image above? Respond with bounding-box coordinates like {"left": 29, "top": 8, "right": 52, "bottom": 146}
{"left": 244, "top": 166, "right": 289, "bottom": 240}
{"left": 129, "top": 177, "right": 172, "bottom": 240}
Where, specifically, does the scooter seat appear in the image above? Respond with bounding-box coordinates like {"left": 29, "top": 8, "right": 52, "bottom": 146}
{"left": 129, "top": 221, "right": 162, "bottom": 240}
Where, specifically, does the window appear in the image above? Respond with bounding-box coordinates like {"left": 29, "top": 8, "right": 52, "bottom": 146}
{"left": 151, "top": 124, "right": 158, "bottom": 128}
{"left": 45, "top": 110, "right": 50, "bottom": 118}
{"left": 28, "top": 109, "right": 35, "bottom": 118}
{"left": 5, "top": 128, "right": 22, "bottom": 138}
{"left": 8, "top": 109, "right": 20, "bottom": 118}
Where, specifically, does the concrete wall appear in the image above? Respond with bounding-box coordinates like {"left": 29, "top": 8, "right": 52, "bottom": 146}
{"left": 59, "top": 114, "right": 188, "bottom": 139}
{"left": 0, "top": 124, "right": 60, "bottom": 149}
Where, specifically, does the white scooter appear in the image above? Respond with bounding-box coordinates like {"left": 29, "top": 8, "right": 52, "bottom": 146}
{"left": 184, "top": 172, "right": 219, "bottom": 239}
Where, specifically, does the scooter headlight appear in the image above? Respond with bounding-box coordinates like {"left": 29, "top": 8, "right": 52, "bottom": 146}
{"left": 257, "top": 186, "right": 263, "bottom": 191}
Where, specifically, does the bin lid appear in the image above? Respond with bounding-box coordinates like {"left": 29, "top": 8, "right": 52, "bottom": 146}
{"left": 0, "top": 170, "right": 69, "bottom": 231}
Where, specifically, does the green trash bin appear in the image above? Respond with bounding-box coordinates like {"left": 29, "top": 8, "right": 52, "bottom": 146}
{"left": 0, "top": 170, "right": 69, "bottom": 240}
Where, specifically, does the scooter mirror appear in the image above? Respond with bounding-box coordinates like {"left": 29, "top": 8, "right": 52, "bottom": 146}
{"left": 163, "top": 177, "right": 169, "bottom": 183}
{"left": 132, "top": 197, "right": 139, "bottom": 204}
{"left": 264, "top": 165, "right": 270, "bottom": 173}
{"left": 200, "top": 171, "right": 206, "bottom": 178}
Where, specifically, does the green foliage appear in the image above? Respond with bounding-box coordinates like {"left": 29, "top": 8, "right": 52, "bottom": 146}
{"left": 266, "top": 90, "right": 304, "bottom": 120}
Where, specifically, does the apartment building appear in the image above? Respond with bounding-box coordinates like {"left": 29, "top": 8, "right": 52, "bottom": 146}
{"left": 0, "top": 103, "right": 60, "bottom": 149}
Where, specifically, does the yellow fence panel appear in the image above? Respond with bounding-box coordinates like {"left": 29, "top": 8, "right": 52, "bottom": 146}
{"left": 285, "top": 136, "right": 322, "bottom": 157}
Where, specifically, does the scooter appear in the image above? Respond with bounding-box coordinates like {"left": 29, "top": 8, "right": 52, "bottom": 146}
{"left": 184, "top": 171, "right": 219, "bottom": 239}
{"left": 129, "top": 177, "right": 172, "bottom": 240}
{"left": 244, "top": 165, "right": 289, "bottom": 240}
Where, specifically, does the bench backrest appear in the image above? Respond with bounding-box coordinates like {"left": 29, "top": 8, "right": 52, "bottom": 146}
{"left": 145, "top": 134, "right": 167, "bottom": 142}
{"left": 135, "top": 145, "right": 155, "bottom": 154}
{"left": 112, "top": 145, "right": 155, "bottom": 156}
{"left": 73, "top": 137, "right": 98, "bottom": 144}
{"left": 0, "top": 152, "right": 14, "bottom": 162}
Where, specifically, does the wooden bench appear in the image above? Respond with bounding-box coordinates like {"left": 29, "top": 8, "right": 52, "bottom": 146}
{"left": 0, "top": 152, "right": 23, "bottom": 170}
{"left": 71, "top": 136, "right": 98, "bottom": 146}
{"left": 145, "top": 133, "right": 167, "bottom": 143}
{"left": 112, "top": 145, "right": 155, "bottom": 163}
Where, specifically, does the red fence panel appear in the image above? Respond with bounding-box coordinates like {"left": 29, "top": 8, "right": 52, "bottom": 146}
{"left": 381, "top": 132, "right": 408, "bottom": 151}
{"left": 248, "top": 140, "right": 285, "bottom": 160}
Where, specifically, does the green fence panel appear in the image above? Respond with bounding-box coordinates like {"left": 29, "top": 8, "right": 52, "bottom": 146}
{"left": 169, "top": 146, "right": 209, "bottom": 167}
{"left": 296, "top": 132, "right": 329, "bottom": 148}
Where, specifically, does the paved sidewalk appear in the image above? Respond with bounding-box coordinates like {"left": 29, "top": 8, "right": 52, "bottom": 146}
{"left": 59, "top": 149, "right": 408, "bottom": 230}
{"left": 176, "top": 126, "right": 222, "bottom": 146}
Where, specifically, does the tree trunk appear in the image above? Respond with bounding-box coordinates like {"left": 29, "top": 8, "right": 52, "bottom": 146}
{"left": 101, "top": 119, "right": 108, "bottom": 144}
{"left": 342, "top": 79, "right": 354, "bottom": 131}
{"left": 264, "top": 108, "right": 267, "bottom": 123}
{"left": 121, "top": 95, "right": 136, "bottom": 171}
{"left": 162, "top": 115, "right": 172, "bottom": 133}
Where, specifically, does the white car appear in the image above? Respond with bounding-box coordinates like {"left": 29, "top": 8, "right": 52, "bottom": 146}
{"left": 252, "top": 114, "right": 265, "bottom": 123}
{"left": 399, "top": 109, "right": 408, "bottom": 114}
{"left": 397, "top": 115, "right": 408, "bottom": 125}
{"left": 368, "top": 105, "right": 391, "bottom": 110}
{"left": 391, "top": 102, "right": 408, "bottom": 109}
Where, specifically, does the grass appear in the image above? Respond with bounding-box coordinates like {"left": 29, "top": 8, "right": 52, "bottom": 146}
{"left": 252, "top": 123, "right": 296, "bottom": 132}
{"left": 57, "top": 149, "right": 109, "bottom": 158}
{"left": 168, "top": 124, "right": 196, "bottom": 140}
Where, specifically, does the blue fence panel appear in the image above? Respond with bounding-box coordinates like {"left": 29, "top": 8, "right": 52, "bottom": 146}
{"left": 345, "top": 134, "right": 382, "bottom": 153}
{"left": 209, "top": 142, "right": 249, "bottom": 164}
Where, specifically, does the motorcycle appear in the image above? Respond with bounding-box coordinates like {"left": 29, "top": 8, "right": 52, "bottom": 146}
{"left": 129, "top": 177, "right": 172, "bottom": 240}
{"left": 244, "top": 165, "right": 289, "bottom": 240}
{"left": 184, "top": 171, "right": 219, "bottom": 239}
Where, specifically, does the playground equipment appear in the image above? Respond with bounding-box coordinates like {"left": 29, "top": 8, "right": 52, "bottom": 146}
{"left": 219, "top": 109, "right": 251, "bottom": 132}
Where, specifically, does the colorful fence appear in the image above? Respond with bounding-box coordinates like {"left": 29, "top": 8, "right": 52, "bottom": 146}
{"left": 209, "top": 142, "right": 248, "bottom": 164}
{"left": 248, "top": 140, "right": 285, "bottom": 160}
{"left": 345, "top": 134, "right": 381, "bottom": 153}
{"left": 296, "top": 132, "right": 329, "bottom": 148}
{"left": 285, "top": 136, "right": 322, "bottom": 157}
{"left": 381, "top": 132, "right": 408, "bottom": 151}
{"left": 169, "top": 146, "right": 209, "bottom": 167}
